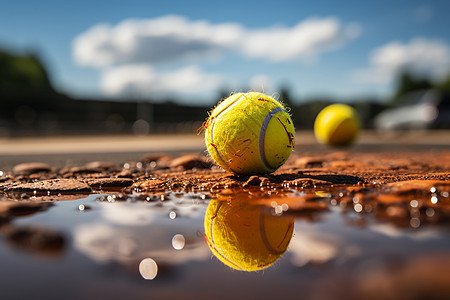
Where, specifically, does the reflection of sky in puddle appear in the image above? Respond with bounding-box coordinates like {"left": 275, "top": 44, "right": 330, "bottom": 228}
{"left": 2, "top": 190, "right": 449, "bottom": 298}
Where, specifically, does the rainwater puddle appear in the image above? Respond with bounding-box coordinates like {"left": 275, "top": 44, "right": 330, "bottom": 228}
{"left": 1, "top": 187, "right": 449, "bottom": 300}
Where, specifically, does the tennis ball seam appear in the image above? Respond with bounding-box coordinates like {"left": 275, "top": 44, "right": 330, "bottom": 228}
{"left": 209, "top": 93, "right": 248, "bottom": 173}
{"left": 259, "top": 210, "right": 294, "bottom": 255}
{"left": 259, "top": 107, "right": 283, "bottom": 171}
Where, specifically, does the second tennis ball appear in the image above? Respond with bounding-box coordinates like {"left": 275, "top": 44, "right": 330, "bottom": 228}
{"left": 204, "top": 92, "right": 295, "bottom": 175}
{"left": 314, "top": 104, "right": 360, "bottom": 146}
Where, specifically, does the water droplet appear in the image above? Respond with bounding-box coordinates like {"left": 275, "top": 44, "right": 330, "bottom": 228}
{"left": 431, "top": 196, "right": 438, "bottom": 204}
{"left": 169, "top": 211, "right": 177, "bottom": 219}
{"left": 0, "top": 171, "right": 3, "bottom": 176}
{"left": 139, "top": 258, "right": 158, "bottom": 280}
{"left": 410, "top": 200, "right": 419, "bottom": 208}
{"left": 425, "top": 208, "right": 435, "bottom": 217}
{"left": 281, "top": 203, "right": 289, "bottom": 211}
{"left": 172, "top": 234, "right": 185, "bottom": 250}
{"left": 354, "top": 203, "right": 363, "bottom": 213}
{"left": 442, "top": 192, "right": 449, "bottom": 198}
{"left": 274, "top": 205, "right": 283, "bottom": 216}
{"left": 78, "top": 204, "right": 85, "bottom": 211}
{"left": 330, "top": 199, "right": 337, "bottom": 206}
{"left": 430, "top": 187, "right": 437, "bottom": 193}
{"left": 410, "top": 217, "right": 420, "bottom": 228}
{"left": 136, "top": 162, "right": 143, "bottom": 169}
{"left": 339, "top": 192, "right": 344, "bottom": 197}
{"left": 364, "top": 204, "right": 373, "bottom": 213}
{"left": 353, "top": 196, "right": 360, "bottom": 204}
{"left": 123, "top": 163, "right": 130, "bottom": 170}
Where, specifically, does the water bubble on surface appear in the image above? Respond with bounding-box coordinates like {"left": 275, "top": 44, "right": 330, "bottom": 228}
{"left": 172, "top": 234, "right": 185, "bottom": 250}
{"left": 430, "top": 187, "right": 437, "bottom": 193}
{"left": 0, "top": 171, "right": 3, "bottom": 176}
{"left": 442, "top": 191, "right": 449, "bottom": 198}
{"left": 169, "top": 211, "right": 177, "bottom": 219}
{"left": 139, "top": 258, "right": 158, "bottom": 280}
{"left": 78, "top": 204, "right": 85, "bottom": 211}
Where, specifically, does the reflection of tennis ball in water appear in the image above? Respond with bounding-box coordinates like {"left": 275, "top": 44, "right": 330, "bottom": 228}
{"left": 204, "top": 92, "right": 295, "bottom": 175}
{"left": 204, "top": 198, "right": 294, "bottom": 272}
{"left": 314, "top": 104, "right": 360, "bottom": 146}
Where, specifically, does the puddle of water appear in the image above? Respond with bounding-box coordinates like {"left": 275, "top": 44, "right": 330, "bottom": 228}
{"left": 0, "top": 188, "right": 449, "bottom": 299}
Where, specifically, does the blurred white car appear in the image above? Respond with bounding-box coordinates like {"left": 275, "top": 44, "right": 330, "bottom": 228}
{"left": 374, "top": 89, "right": 450, "bottom": 131}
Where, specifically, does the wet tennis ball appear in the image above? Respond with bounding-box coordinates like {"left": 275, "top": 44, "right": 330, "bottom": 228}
{"left": 204, "top": 92, "right": 295, "bottom": 175}
{"left": 314, "top": 104, "right": 360, "bottom": 146}
{"left": 204, "top": 197, "right": 294, "bottom": 272}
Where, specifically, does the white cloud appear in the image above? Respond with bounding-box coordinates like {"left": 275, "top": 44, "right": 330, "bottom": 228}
{"left": 73, "top": 15, "right": 359, "bottom": 68}
{"left": 73, "top": 15, "right": 243, "bottom": 68}
{"left": 100, "top": 64, "right": 222, "bottom": 97}
{"left": 73, "top": 15, "right": 360, "bottom": 98}
{"left": 241, "top": 18, "right": 360, "bottom": 62}
{"left": 354, "top": 38, "right": 450, "bottom": 84}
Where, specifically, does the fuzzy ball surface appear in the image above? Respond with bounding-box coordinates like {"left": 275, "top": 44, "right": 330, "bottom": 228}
{"left": 205, "top": 92, "right": 295, "bottom": 175}
{"left": 314, "top": 104, "right": 360, "bottom": 146}
{"left": 204, "top": 198, "right": 294, "bottom": 272}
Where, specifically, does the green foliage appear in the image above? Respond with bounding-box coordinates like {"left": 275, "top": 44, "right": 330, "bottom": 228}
{"left": 391, "top": 71, "right": 432, "bottom": 105}
{"left": 0, "top": 49, "right": 53, "bottom": 91}
{"left": 436, "top": 74, "right": 450, "bottom": 92}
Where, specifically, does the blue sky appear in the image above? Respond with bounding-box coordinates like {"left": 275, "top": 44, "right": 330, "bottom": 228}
{"left": 1, "top": 0, "right": 449, "bottom": 105}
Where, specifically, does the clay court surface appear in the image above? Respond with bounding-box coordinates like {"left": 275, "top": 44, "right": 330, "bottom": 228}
{"left": 0, "top": 130, "right": 449, "bottom": 299}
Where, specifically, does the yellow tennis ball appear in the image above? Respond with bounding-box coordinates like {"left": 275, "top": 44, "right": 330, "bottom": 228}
{"left": 314, "top": 104, "right": 360, "bottom": 146}
{"left": 204, "top": 92, "right": 295, "bottom": 175}
{"left": 204, "top": 198, "right": 294, "bottom": 272}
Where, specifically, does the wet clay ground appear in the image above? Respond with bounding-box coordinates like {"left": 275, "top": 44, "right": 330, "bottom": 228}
{"left": 0, "top": 132, "right": 449, "bottom": 299}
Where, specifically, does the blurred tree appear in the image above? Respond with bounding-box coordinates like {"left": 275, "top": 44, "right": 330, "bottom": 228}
{"left": 391, "top": 70, "right": 432, "bottom": 105}
{"left": 278, "top": 86, "right": 294, "bottom": 109}
{"left": 0, "top": 49, "right": 53, "bottom": 92}
{"left": 436, "top": 73, "right": 450, "bottom": 92}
